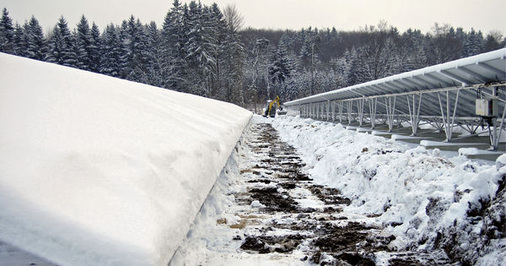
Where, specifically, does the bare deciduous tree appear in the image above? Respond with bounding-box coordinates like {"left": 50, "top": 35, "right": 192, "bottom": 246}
{"left": 223, "top": 4, "right": 244, "bottom": 32}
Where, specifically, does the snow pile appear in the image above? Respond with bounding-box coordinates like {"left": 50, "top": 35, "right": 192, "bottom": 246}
{"left": 0, "top": 53, "right": 252, "bottom": 266}
{"left": 272, "top": 116, "right": 505, "bottom": 264}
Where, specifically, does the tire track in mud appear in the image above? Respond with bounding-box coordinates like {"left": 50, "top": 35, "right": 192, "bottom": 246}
{"left": 234, "top": 122, "right": 449, "bottom": 265}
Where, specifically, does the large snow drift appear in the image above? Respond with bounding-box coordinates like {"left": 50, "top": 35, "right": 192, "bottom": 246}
{"left": 272, "top": 116, "right": 505, "bottom": 264}
{"left": 0, "top": 53, "right": 252, "bottom": 266}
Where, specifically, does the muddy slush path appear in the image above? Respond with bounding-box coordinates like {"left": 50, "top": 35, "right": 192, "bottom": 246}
{"left": 233, "top": 122, "right": 449, "bottom": 265}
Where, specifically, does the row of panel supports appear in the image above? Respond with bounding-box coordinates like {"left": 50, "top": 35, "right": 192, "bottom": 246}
{"left": 296, "top": 88, "right": 505, "bottom": 151}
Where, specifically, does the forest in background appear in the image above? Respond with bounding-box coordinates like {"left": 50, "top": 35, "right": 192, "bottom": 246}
{"left": 1, "top": 0, "right": 505, "bottom": 107}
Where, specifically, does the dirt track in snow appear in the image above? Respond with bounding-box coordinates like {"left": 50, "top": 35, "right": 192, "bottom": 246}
{"left": 230, "top": 122, "right": 451, "bottom": 265}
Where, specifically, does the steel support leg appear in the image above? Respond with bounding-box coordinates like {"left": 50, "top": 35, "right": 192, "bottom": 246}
{"left": 347, "top": 101, "right": 353, "bottom": 125}
{"left": 437, "top": 89, "right": 460, "bottom": 142}
{"left": 490, "top": 99, "right": 506, "bottom": 150}
{"left": 338, "top": 101, "right": 343, "bottom": 123}
{"left": 385, "top": 96, "right": 396, "bottom": 132}
{"left": 327, "top": 100, "right": 331, "bottom": 121}
{"left": 357, "top": 99, "right": 365, "bottom": 126}
{"left": 369, "top": 98, "right": 378, "bottom": 129}
{"left": 406, "top": 94, "right": 423, "bottom": 136}
{"left": 331, "top": 101, "right": 335, "bottom": 122}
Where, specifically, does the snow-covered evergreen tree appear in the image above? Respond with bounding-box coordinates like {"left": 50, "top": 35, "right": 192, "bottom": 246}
{"left": 120, "top": 16, "right": 149, "bottom": 81}
{"left": 299, "top": 27, "right": 320, "bottom": 95}
{"left": 144, "top": 21, "right": 165, "bottom": 87}
{"left": 0, "top": 8, "right": 15, "bottom": 54}
{"left": 217, "top": 4, "right": 244, "bottom": 103}
{"left": 12, "top": 23, "right": 25, "bottom": 56}
{"left": 46, "top": 16, "right": 77, "bottom": 67}
{"left": 269, "top": 35, "right": 295, "bottom": 100}
{"left": 88, "top": 23, "right": 101, "bottom": 73}
{"left": 161, "top": 0, "right": 187, "bottom": 91}
{"left": 74, "top": 15, "right": 92, "bottom": 70}
{"left": 426, "top": 23, "right": 461, "bottom": 64}
{"left": 398, "top": 28, "right": 427, "bottom": 72}
{"left": 184, "top": 1, "right": 219, "bottom": 96}
{"left": 462, "top": 28, "right": 484, "bottom": 57}
{"left": 483, "top": 30, "right": 503, "bottom": 52}
{"left": 245, "top": 37, "right": 272, "bottom": 103}
{"left": 100, "top": 24, "right": 123, "bottom": 77}
{"left": 23, "top": 16, "right": 46, "bottom": 61}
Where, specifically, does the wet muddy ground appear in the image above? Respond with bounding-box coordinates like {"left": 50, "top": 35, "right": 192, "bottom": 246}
{"left": 232, "top": 122, "right": 450, "bottom": 265}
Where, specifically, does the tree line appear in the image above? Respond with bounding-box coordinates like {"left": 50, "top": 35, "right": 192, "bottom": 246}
{"left": 1, "top": 2, "right": 505, "bottom": 107}
{"left": 240, "top": 22, "right": 505, "bottom": 103}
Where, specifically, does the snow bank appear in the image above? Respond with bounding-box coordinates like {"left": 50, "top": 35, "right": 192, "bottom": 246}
{"left": 0, "top": 53, "right": 252, "bottom": 266}
{"left": 272, "top": 116, "right": 505, "bottom": 264}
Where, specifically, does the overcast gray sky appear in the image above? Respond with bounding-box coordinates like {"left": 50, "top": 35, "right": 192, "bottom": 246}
{"left": 2, "top": 0, "right": 505, "bottom": 35}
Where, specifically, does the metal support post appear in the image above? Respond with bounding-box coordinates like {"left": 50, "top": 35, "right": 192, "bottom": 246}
{"left": 406, "top": 94, "right": 423, "bottom": 136}
{"left": 437, "top": 89, "right": 460, "bottom": 142}
{"left": 357, "top": 99, "right": 365, "bottom": 126}
{"left": 338, "top": 101, "right": 343, "bottom": 123}
{"left": 489, "top": 106, "right": 506, "bottom": 150}
{"left": 369, "top": 98, "right": 378, "bottom": 129}
{"left": 347, "top": 101, "right": 353, "bottom": 124}
{"left": 331, "top": 101, "right": 336, "bottom": 122}
{"left": 320, "top": 102, "right": 324, "bottom": 120}
{"left": 327, "top": 100, "right": 331, "bottom": 121}
{"left": 489, "top": 87, "right": 505, "bottom": 150}
{"left": 385, "top": 96, "right": 396, "bottom": 132}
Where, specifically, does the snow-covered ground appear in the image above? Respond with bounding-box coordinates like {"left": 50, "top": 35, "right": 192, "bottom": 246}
{"left": 272, "top": 116, "right": 505, "bottom": 264}
{"left": 174, "top": 115, "right": 505, "bottom": 265}
{"left": 1, "top": 51, "right": 504, "bottom": 265}
{"left": 0, "top": 53, "right": 252, "bottom": 266}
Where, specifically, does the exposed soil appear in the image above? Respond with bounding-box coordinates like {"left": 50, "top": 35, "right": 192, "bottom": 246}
{"left": 233, "top": 122, "right": 451, "bottom": 265}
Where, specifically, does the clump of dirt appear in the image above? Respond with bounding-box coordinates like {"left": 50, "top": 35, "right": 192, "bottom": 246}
{"left": 336, "top": 252, "right": 375, "bottom": 266}
{"left": 241, "top": 234, "right": 304, "bottom": 254}
{"left": 309, "top": 185, "right": 351, "bottom": 205}
{"left": 389, "top": 257, "right": 423, "bottom": 266}
{"left": 312, "top": 222, "right": 371, "bottom": 253}
{"left": 248, "top": 187, "right": 298, "bottom": 213}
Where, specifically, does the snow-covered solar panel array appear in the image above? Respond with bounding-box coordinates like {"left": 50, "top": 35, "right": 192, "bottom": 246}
{"left": 284, "top": 48, "right": 506, "bottom": 150}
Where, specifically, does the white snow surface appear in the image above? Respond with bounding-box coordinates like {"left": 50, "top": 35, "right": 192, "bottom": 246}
{"left": 174, "top": 115, "right": 504, "bottom": 265}
{"left": 272, "top": 116, "right": 505, "bottom": 263}
{"left": 0, "top": 53, "right": 252, "bottom": 266}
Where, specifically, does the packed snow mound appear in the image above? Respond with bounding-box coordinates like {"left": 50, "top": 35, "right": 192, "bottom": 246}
{"left": 272, "top": 116, "right": 505, "bottom": 265}
{"left": 0, "top": 53, "right": 252, "bottom": 266}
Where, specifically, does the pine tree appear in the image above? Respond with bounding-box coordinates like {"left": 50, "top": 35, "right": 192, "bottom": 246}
{"left": 88, "top": 23, "right": 101, "bottom": 72}
{"left": 12, "top": 23, "right": 25, "bottom": 56}
{"left": 299, "top": 27, "right": 320, "bottom": 95}
{"left": 144, "top": 21, "right": 164, "bottom": 86}
{"left": 246, "top": 38, "right": 272, "bottom": 102}
{"left": 75, "top": 15, "right": 91, "bottom": 70}
{"left": 0, "top": 8, "right": 15, "bottom": 54}
{"left": 120, "top": 16, "right": 149, "bottom": 81}
{"left": 269, "top": 35, "right": 295, "bottom": 99}
{"left": 221, "top": 4, "right": 245, "bottom": 103}
{"left": 462, "top": 28, "right": 483, "bottom": 57}
{"left": 185, "top": 1, "right": 214, "bottom": 95}
{"left": 100, "top": 24, "right": 122, "bottom": 77}
{"left": 46, "top": 16, "right": 77, "bottom": 67}
{"left": 426, "top": 23, "right": 461, "bottom": 64}
{"left": 24, "top": 16, "right": 46, "bottom": 61}
{"left": 398, "top": 28, "right": 427, "bottom": 72}
{"left": 161, "top": 0, "right": 187, "bottom": 91}
{"left": 483, "top": 31, "right": 503, "bottom": 52}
